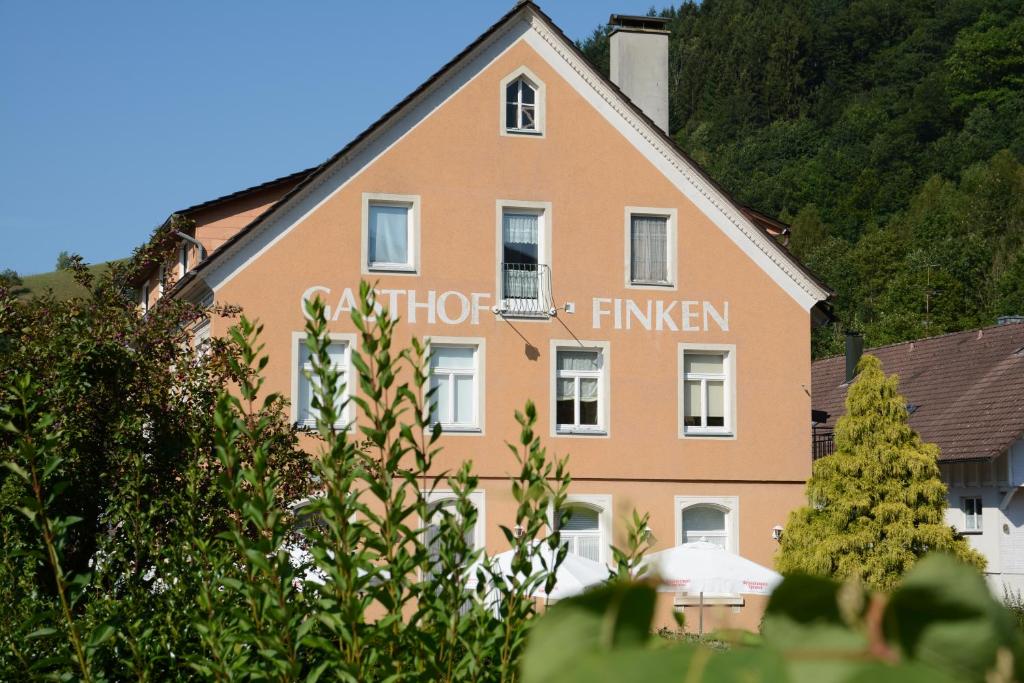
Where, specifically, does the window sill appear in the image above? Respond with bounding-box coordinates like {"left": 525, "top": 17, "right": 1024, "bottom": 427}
{"left": 556, "top": 427, "right": 607, "bottom": 437}
{"left": 367, "top": 264, "right": 417, "bottom": 274}
{"left": 494, "top": 309, "right": 551, "bottom": 320}
{"left": 959, "top": 530, "right": 983, "bottom": 535}
{"left": 505, "top": 128, "right": 542, "bottom": 136}
{"left": 296, "top": 421, "right": 350, "bottom": 432}
{"left": 681, "top": 430, "right": 734, "bottom": 438}
{"left": 432, "top": 425, "right": 482, "bottom": 435}
{"left": 628, "top": 280, "right": 675, "bottom": 289}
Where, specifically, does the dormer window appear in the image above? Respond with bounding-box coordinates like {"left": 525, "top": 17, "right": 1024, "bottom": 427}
{"left": 501, "top": 68, "right": 544, "bottom": 136}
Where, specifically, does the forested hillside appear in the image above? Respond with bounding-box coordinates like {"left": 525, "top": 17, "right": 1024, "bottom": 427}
{"left": 580, "top": 0, "right": 1024, "bottom": 357}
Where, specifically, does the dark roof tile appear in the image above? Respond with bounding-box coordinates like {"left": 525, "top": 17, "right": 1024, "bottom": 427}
{"left": 812, "top": 323, "right": 1024, "bottom": 461}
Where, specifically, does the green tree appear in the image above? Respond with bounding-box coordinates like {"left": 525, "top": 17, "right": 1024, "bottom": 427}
{"left": 777, "top": 354, "right": 984, "bottom": 590}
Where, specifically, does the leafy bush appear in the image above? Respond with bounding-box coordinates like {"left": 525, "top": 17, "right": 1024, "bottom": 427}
{"left": 1, "top": 277, "right": 574, "bottom": 681}
{"left": 3, "top": 270, "right": 1020, "bottom": 681}
{"left": 523, "top": 554, "right": 1024, "bottom": 683}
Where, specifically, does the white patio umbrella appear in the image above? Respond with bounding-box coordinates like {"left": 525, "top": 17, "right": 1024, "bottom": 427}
{"left": 467, "top": 543, "right": 609, "bottom": 603}
{"left": 635, "top": 541, "right": 782, "bottom": 634}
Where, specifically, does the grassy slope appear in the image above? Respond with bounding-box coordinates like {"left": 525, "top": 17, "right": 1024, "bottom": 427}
{"left": 21, "top": 260, "right": 127, "bottom": 300}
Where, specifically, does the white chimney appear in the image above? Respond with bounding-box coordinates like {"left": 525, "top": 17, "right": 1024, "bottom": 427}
{"left": 609, "top": 14, "right": 670, "bottom": 133}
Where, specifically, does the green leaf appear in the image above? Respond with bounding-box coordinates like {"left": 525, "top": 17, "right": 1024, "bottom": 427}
{"left": 26, "top": 627, "right": 58, "bottom": 639}
{"left": 884, "top": 554, "right": 1022, "bottom": 680}
{"left": 521, "top": 581, "right": 656, "bottom": 683}
{"left": 87, "top": 623, "right": 117, "bottom": 648}
{"left": 1, "top": 460, "right": 29, "bottom": 481}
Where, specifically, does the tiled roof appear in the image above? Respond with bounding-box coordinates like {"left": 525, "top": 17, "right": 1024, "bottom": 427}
{"left": 811, "top": 322, "right": 1024, "bottom": 461}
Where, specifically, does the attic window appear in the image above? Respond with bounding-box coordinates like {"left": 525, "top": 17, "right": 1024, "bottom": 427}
{"left": 501, "top": 69, "right": 544, "bottom": 136}
{"left": 506, "top": 79, "right": 536, "bottom": 132}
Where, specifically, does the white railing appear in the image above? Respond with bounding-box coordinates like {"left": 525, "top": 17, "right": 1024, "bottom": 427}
{"left": 497, "top": 263, "right": 553, "bottom": 317}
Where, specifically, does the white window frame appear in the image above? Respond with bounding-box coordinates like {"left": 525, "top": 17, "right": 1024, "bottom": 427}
{"left": 550, "top": 340, "right": 610, "bottom": 437}
{"left": 548, "top": 493, "right": 613, "bottom": 565}
{"left": 674, "top": 495, "right": 740, "bottom": 555}
{"left": 178, "top": 243, "right": 189, "bottom": 278}
{"left": 962, "top": 496, "right": 983, "bottom": 534}
{"left": 494, "top": 199, "right": 552, "bottom": 318}
{"left": 426, "top": 337, "right": 485, "bottom": 435}
{"left": 678, "top": 343, "right": 736, "bottom": 438}
{"left": 624, "top": 207, "right": 677, "bottom": 289}
{"left": 140, "top": 283, "right": 150, "bottom": 313}
{"left": 361, "top": 193, "right": 421, "bottom": 275}
{"left": 193, "top": 319, "right": 211, "bottom": 357}
{"left": 422, "top": 489, "right": 487, "bottom": 551}
{"left": 291, "top": 331, "right": 357, "bottom": 430}
{"left": 158, "top": 264, "right": 165, "bottom": 296}
{"left": 499, "top": 67, "right": 545, "bottom": 137}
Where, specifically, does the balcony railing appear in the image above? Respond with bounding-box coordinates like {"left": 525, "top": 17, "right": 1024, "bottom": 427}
{"left": 812, "top": 432, "right": 835, "bottom": 461}
{"left": 496, "top": 262, "right": 553, "bottom": 317}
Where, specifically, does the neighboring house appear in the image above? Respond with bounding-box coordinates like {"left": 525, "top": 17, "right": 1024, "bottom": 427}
{"left": 811, "top": 319, "right": 1024, "bottom": 594}
{"left": 133, "top": 3, "right": 833, "bottom": 630}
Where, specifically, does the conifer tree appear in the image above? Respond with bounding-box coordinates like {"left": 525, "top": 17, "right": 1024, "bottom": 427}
{"left": 777, "top": 355, "right": 985, "bottom": 590}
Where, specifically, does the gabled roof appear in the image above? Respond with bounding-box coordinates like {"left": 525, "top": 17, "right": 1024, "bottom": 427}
{"left": 811, "top": 322, "right": 1024, "bottom": 461}
{"left": 176, "top": 166, "right": 315, "bottom": 218}
{"left": 174, "top": 1, "right": 831, "bottom": 309}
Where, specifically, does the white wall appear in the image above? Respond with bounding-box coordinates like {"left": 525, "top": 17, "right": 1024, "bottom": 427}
{"left": 943, "top": 440, "right": 1024, "bottom": 598}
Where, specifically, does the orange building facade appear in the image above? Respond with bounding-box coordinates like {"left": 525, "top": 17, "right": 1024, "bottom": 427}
{"left": 140, "top": 4, "right": 831, "bottom": 629}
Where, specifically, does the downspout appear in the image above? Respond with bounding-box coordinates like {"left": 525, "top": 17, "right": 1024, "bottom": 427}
{"left": 174, "top": 231, "right": 207, "bottom": 262}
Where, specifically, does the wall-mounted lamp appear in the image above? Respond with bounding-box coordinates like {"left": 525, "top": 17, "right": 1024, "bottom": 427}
{"left": 642, "top": 527, "right": 654, "bottom": 541}
{"left": 771, "top": 525, "right": 784, "bottom": 541}
{"left": 513, "top": 524, "right": 525, "bottom": 539}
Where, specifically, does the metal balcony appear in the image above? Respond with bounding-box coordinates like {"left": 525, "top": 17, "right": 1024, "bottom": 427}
{"left": 496, "top": 262, "right": 553, "bottom": 317}
{"left": 812, "top": 432, "right": 835, "bottom": 461}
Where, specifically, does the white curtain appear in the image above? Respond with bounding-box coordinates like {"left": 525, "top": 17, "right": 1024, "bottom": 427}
{"left": 557, "top": 350, "right": 600, "bottom": 372}
{"left": 503, "top": 212, "right": 538, "bottom": 246}
{"left": 683, "top": 506, "right": 727, "bottom": 547}
{"left": 369, "top": 205, "right": 409, "bottom": 265}
{"left": 630, "top": 215, "right": 667, "bottom": 283}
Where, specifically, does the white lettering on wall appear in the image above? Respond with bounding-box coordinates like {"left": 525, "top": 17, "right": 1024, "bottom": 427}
{"left": 300, "top": 287, "right": 729, "bottom": 332}
{"left": 591, "top": 297, "right": 730, "bottom": 332}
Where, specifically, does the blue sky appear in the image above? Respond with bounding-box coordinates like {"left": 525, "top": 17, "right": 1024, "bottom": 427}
{"left": 0, "top": 1, "right": 663, "bottom": 275}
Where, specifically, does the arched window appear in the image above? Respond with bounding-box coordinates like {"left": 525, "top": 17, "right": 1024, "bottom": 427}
{"left": 505, "top": 77, "right": 537, "bottom": 133}
{"left": 556, "top": 504, "right": 602, "bottom": 562}
{"left": 682, "top": 504, "right": 728, "bottom": 547}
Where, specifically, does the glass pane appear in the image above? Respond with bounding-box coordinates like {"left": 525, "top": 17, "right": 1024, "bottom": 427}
{"left": 557, "top": 350, "right": 600, "bottom": 372}
{"left": 326, "top": 341, "right": 346, "bottom": 366}
{"left": 453, "top": 374, "right": 474, "bottom": 424}
{"left": 579, "top": 378, "right": 599, "bottom": 425}
{"left": 683, "top": 379, "right": 701, "bottom": 427}
{"left": 683, "top": 506, "right": 726, "bottom": 534}
{"left": 630, "top": 215, "right": 668, "bottom": 282}
{"left": 575, "top": 534, "right": 601, "bottom": 562}
{"left": 560, "top": 506, "right": 599, "bottom": 531}
{"left": 506, "top": 81, "right": 518, "bottom": 102}
{"left": 707, "top": 380, "right": 725, "bottom": 427}
{"left": 556, "top": 377, "right": 575, "bottom": 401}
{"left": 502, "top": 213, "right": 539, "bottom": 265}
{"left": 432, "top": 346, "right": 474, "bottom": 369}
{"left": 684, "top": 353, "right": 724, "bottom": 375}
{"left": 556, "top": 398, "right": 575, "bottom": 426}
{"left": 685, "top": 532, "right": 727, "bottom": 548}
{"left": 431, "top": 375, "right": 450, "bottom": 425}
{"left": 368, "top": 204, "right": 409, "bottom": 265}
{"left": 505, "top": 102, "right": 517, "bottom": 129}
{"left": 521, "top": 81, "right": 535, "bottom": 105}
{"left": 520, "top": 105, "right": 535, "bottom": 130}
{"left": 299, "top": 374, "right": 314, "bottom": 423}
